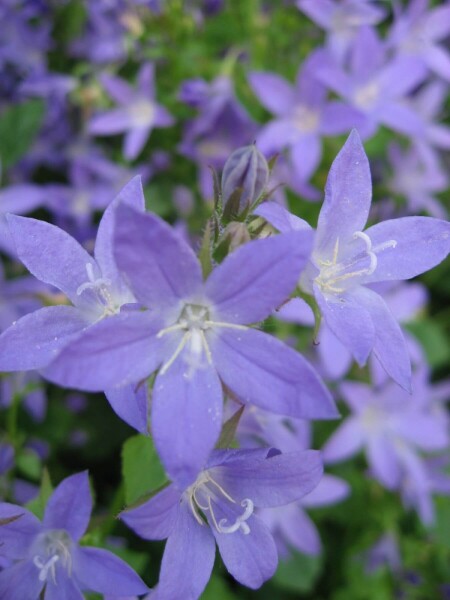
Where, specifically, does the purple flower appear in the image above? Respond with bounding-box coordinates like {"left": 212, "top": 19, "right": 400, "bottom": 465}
{"left": 0, "top": 177, "right": 144, "bottom": 373}
{"left": 315, "top": 27, "right": 427, "bottom": 139}
{"left": 44, "top": 203, "right": 337, "bottom": 486}
{"left": 249, "top": 50, "right": 362, "bottom": 184}
{"left": 323, "top": 372, "right": 450, "bottom": 497}
{"left": 89, "top": 64, "right": 174, "bottom": 161}
{"left": 179, "top": 76, "right": 257, "bottom": 199}
{"left": 256, "top": 131, "right": 450, "bottom": 390}
{"left": 297, "top": 0, "right": 386, "bottom": 62}
{"left": 364, "top": 534, "right": 401, "bottom": 575}
{"left": 388, "top": 0, "right": 450, "bottom": 82}
{"left": 0, "top": 472, "right": 149, "bottom": 599}
{"left": 121, "top": 447, "right": 323, "bottom": 598}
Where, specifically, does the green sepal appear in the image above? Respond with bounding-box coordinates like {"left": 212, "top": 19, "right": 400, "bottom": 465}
{"left": 122, "top": 434, "right": 167, "bottom": 506}
{"left": 26, "top": 468, "right": 53, "bottom": 519}
{"left": 199, "top": 219, "right": 214, "bottom": 279}
{"left": 216, "top": 406, "right": 244, "bottom": 449}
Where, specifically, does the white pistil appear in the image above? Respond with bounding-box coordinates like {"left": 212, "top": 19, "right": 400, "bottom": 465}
{"left": 34, "top": 555, "right": 60, "bottom": 583}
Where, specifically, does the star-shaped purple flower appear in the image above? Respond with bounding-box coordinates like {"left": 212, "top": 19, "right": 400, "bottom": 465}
{"left": 89, "top": 63, "right": 174, "bottom": 161}
{"left": 44, "top": 203, "right": 337, "bottom": 486}
{"left": 0, "top": 471, "right": 149, "bottom": 599}
{"left": 121, "top": 447, "right": 323, "bottom": 599}
{"left": 256, "top": 130, "right": 450, "bottom": 390}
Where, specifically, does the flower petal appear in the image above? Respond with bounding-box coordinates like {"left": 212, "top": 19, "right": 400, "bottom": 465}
{"left": 0, "top": 560, "right": 44, "bottom": 600}
{"left": 254, "top": 202, "right": 312, "bottom": 234}
{"left": 123, "top": 127, "right": 151, "bottom": 161}
{"left": 248, "top": 72, "right": 296, "bottom": 116}
{"left": 44, "top": 567, "right": 84, "bottom": 600}
{"left": 73, "top": 547, "right": 149, "bottom": 596}
{"left": 0, "top": 306, "right": 89, "bottom": 372}
{"left": 323, "top": 417, "right": 365, "bottom": 464}
{"left": 152, "top": 356, "right": 223, "bottom": 488}
{"left": 121, "top": 484, "right": 181, "bottom": 540}
{"left": 5, "top": 214, "right": 97, "bottom": 307}
{"left": 0, "top": 503, "right": 41, "bottom": 559}
{"left": 43, "top": 311, "right": 164, "bottom": 391}
{"left": 210, "top": 328, "right": 338, "bottom": 419}
{"left": 43, "top": 472, "right": 91, "bottom": 541}
{"left": 301, "top": 474, "right": 350, "bottom": 507}
{"left": 205, "top": 231, "right": 312, "bottom": 324}
{"left": 105, "top": 383, "right": 148, "bottom": 433}
{"left": 367, "top": 434, "right": 401, "bottom": 489}
{"left": 89, "top": 108, "right": 133, "bottom": 135}
{"left": 114, "top": 204, "right": 202, "bottom": 308}
{"left": 365, "top": 216, "right": 450, "bottom": 282}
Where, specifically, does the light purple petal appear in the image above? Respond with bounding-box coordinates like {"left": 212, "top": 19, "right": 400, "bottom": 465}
{"left": 317, "top": 324, "right": 353, "bottom": 380}
{"left": 314, "top": 285, "right": 375, "bottom": 366}
{"left": 297, "top": 0, "right": 334, "bottom": 29}
{"left": 123, "top": 127, "right": 151, "bottom": 161}
{"left": 0, "top": 185, "right": 46, "bottom": 214}
{"left": 0, "top": 560, "right": 44, "bottom": 600}
{"left": 73, "top": 547, "right": 149, "bottom": 596}
{"left": 94, "top": 176, "right": 145, "bottom": 284}
{"left": 320, "top": 102, "right": 365, "bottom": 135}
{"left": 114, "top": 204, "right": 202, "bottom": 308}
{"left": 0, "top": 306, "right": 89, "bottom": 372}
{"left": 323, "top": 417, "right": 365, "bottom": 464}
{"left": 154, "top": 105, "right": 175, "bottom": 127}
{"left": 152, "top": 357, "right": 223, "bottom": 488}
{"left": 44, "top": 567, "right": 84, "bottom": 600}
{"left": 425, "top": 44, "right": 450, "bottom": 81}
{"left": 378, "top": 102, "right": 424, "bottom": 137}
{"left": 367, "top": 434, "right": 401, "bottom": 489}
{"left": 205, "top": 231, "right": 313, "bottom": 324}
{"left": 138, "top": 63, "right": 155, "bottom": 95}
{"left": 254, "top": 202, "right": 312, "bottom": 234}
{"left": 211, "top": 449, "right": 323, "bottom": 508}
{"left": 155, "top": 501, "right": 215, "bottom": 600}
{"left": 0, "top": 503, "right": 41, "bottom": 559}
{"left": 105, "top": 383, "right": 148, "bottom": 433}
{"left": 248, "top": 72, "right": 296, "bottom": 116}
{"left": 426, "top": 7, "right": 450, "bottom": 40}
{"left": 354, "top": 287, "right": 411, "bottom": 391}
{"left": 121, "top": 484, "right": 180, "bottom": 540}
{"left": 365, "top": 216, "right": 450, "bottom": 282}
{"left": 301, "top": 474, "right": 350, "bottom": 507}
{"left": 290, "top": 134, "right": 322, "bottom": 182}
{"left": 43, "top": 472, "right": 91, "bottom": 541}
{"left": 256, "top": 120, "right": 300, "bottom": 154}
{"left": 394, "top": 413, "right": 448, "bottom": 452}
{"left": 315, "top": 130, "right": 372, "bottom": 257}
{"left": 43, "top": 312, "right": 164, "bottom": 391}
{"left": 5, "top": 214, "right": 97, "bottom": 307}
{"left": 89, "top": 108, "right": 133, "bottom": 135}
{"left": 210, "top": 328, "right": 338, "bottom": 419}
{"left": 212, "top": 512, "right": 277, "bottom": 589}
{"left": 100, "top": 73, "right": 134, "bottom": 104}
{"left": 377, "top": 57, "right": 427, "bottom": 98}
{"left": 279, "top": 506, "right": 321, "bottom": 555}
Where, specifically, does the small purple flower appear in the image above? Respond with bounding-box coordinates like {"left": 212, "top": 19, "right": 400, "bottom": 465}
{"left": 315, "top": 27, "right": 427, "bottom": 139}
{"left": 121, "top": 447, "right": 323, "bottom": 598}
{"left": 0, "top": 472, "right": 149, "bottom": 599}
{"left": 256, "top": 131, "right": 450, "bottom": 390}
{"left": 44, "top": 203, "right": 337, "bottom": 485}
{"left": 89, "top": 64, "right": 174, "bottom": 161}
{"left": 249, "top": 50, "right": 362, "bottom": 184}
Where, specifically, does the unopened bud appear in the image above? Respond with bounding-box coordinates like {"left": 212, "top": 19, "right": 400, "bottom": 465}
{"left": 221, "top": 145, "right": 269, "bottom": 217}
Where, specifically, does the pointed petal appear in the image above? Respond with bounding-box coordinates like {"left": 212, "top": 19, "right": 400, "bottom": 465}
{"left": 315, "top": 130, "right": 372, "bottom": 257}
{"left": 354, "top": 287, "right": 411, "bottom": 391}
{"left": 256, "top": 120, "right": 299, "bottom": 154}
{"left": 322, "top": 417, "right": 365, "bottom": 464}
{"left": 365, "top": 216, "right": 450, "bottom": 282}
{"left": 0, "top": 560, "right": 44, "bottom": 600}
{"left": 301, "top": 474, "right": 350, "bottom": 507}
{"left": 205, "top": 231, "right": 313, "bottom": 324}
{"left": 367, "top": 434, "right": 401, "bottom": 489}
{"left": 100, "top": 73, "right": 134, "bottom": 104}
{"left": 114, "top": 204, "right": 202, "bottom": 308}
{"left": 89, "top": 108, "right": 133, "bottom": 135}
{"left": 0, "top": 306, "right": 89, "bottom": 372}
{"left": 105, "top": 383, "right": 148, "bottom": 433}
{"left": 378, "top": 57, "right": 427, "bottom": 98}
{"left": 212, "top": 512, "right": 277, "bottom": 589}
{"left": 43, "top": 311, "right": 164, "bottom": 391}
{"left": 138, "top": 62, "right": 155, "bottom": 95}
{"left": 314, "top": 285, "right": 375, "bottom": 366}
{"left": 254, "top": 202, "right": 312, "bottom": 234}
{"left": 0, "top": 503, "right": 41, "bottom": 559}
{"left": 248, "top": 72, "right": 296, "bottom": 116}
{"left": 316, "top": 324, "right": 353, "bottom": 380}
{"left": 152, "top": 357, "right": 223, "bottom": 488}
{"left": 425, "top": 44, "right": 450, "bottom": 81}
{"left": 94, "top": 176, "right": 145, "bottom": 284}
{"left": 5, "top": 215, "right": 97, "bottom": 307}
{"left": 123, "top": 127, "right": 151, "bottom": 160}
{"left": 73, "top": 547, "right": 149, "bottom": 596}
{"left": 210, "top": 328, "right": 338, "bottom": 419}
{"left": 121, "top": 484, "right": 180, "bottom": 540}
{"left": 378, "top": 102, "right": 424, "bottom": 137}
{"left": 155, "top": 501, "right": 215, "bottom": 600}
{"left": 279, "top": 506, "right": 321, "bottom": 555}
{"left": 211, "top": 449, "right": 323, "bottom": 508}
{"left": 44, "top": 567, "right": 83, "bottom": 600}
{"left": 0, "top": 184, "right": 46, "bottom": 214}
{"left": 43, "top": 472, "right": 91, "bottom": 541}
{"left": 290, "top": 134, "right": 322, "bottom": 182}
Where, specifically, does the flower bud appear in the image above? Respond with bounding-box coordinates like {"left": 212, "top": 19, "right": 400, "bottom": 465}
{"left": 221, "top": 144, "right": 269, "bottom": 217}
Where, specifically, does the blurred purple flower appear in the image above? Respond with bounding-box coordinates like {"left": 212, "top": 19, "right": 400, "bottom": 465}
{"left": 89, "top": 63, "right": 174, "bottom": 161}
{"left": 364, "top": 534, "right": 402, "bottom": 575}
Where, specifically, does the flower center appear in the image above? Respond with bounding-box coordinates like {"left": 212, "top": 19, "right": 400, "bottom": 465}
{"left": 291, "top": 105, "right": 320, "bottom": 133}
{"left": 157, "top": 303, "right": 247, "bottom": 375}
{"left": 186, "top": 471, "right": 254, "bottom": 535}
{"left": 315, "top": 231, "right": 397, "bottom": 294}
{"left": 33, "top": 530, "right": 72, "bottom": 584}
{"left": 76, "top": 263, "right": 118, "bottom": 318}
{"left": 128, "top": 99, "right": 155, "bottom": 127}
{"left": 353, "top": 81, "right": 380, "bottom": 110}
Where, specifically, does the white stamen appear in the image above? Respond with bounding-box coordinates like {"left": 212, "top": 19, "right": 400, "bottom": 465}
{"left": 217, "top": 499, "right": 254, "bottom": 535}
{"left": 34, "top": 555, "right": 60, "bottom": 583}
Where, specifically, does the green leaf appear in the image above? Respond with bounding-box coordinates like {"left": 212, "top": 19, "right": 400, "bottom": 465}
{"left": 272, "top": 551, "right": 322, "bottom": 593}
{"left": 201, "top": 575, "right": 236, "bottom": 599}
{"left": 16, "top": 449, "right": 41, "bottom": 481}
{"left": 26, "top": 468, "right": 53, "bottom": 519}
{"left": 122, "top": 434, "right": 167, "bottom": 505}
{"left": 0, "top": 100, "right": 45, "bottom": 169}
{"left": 216, "top": 406, "right": 244, "bottom": 448}
{"left": 406, "top": 319, "right": 450, "bottom": 369}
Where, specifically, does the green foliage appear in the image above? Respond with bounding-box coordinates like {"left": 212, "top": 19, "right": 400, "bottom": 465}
{"left": 122, "top": 434, "right": 167, "bottom": 506}
{"left": 0, "top": 100, "right": 45, "bottom": 169}
{"left": 26, "top": 469, "right": 53, "bottom": 519}
{"left": 273, "top": 552, "right": 323, "bottom": 594}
